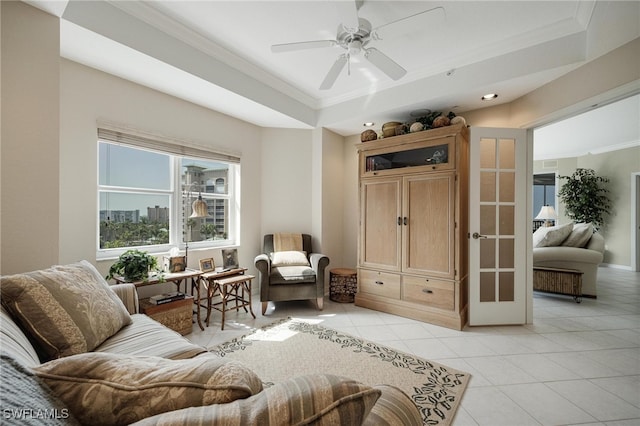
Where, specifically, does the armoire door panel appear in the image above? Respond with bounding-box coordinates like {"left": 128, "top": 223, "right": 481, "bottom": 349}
{"left": 403, "top": 174, "right": 454, "bottom": 277}
{"left": 360, "top": 178, "right": 402, "bottom": 270}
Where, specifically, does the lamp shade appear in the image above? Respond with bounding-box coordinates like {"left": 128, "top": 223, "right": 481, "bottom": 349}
{"left": 189, "top": 196, "right": 209, "bottom": 218}
{"left": 535, "top": 205, "right": 557, "bottom": 221}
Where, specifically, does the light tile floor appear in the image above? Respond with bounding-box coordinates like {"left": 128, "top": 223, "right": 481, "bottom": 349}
{"left": 186, "top": 267, "right": 640, "bottom": 426}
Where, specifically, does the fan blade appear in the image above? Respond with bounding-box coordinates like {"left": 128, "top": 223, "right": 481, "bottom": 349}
{"left": 334, "top": 0, "right": 361, "bottom": 33}
{"left": 271, "top": 40, "right": 336, "bottom": 53}
{"left": 364, "top": 48, "right": 406, "bottom": 80}
{"left": 320, "top": 54, "right": 348, "bottom": 90}
{"left": 372, "top": 7, "right": 445, "bottom": 40}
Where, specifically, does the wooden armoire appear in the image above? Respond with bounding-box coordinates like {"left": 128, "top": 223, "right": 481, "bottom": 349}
{"left": 355, "top": 123, "right": 469, "bottom": 330}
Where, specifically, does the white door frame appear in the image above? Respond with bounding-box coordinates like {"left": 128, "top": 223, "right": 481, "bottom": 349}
{"left": 632, "top": 172, "right": 640, "bottom": 272}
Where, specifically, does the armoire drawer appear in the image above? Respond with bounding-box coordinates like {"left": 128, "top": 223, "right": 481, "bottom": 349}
{"left": 402, "top": 276, "right": 454, "bottom": 311}
{"left": 358, "top": 269, "right": 401, "bottom": 299}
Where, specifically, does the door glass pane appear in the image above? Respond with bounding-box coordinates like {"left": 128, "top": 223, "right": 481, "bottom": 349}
{"left": 480, "top": 239, "right": 495, "bottom": 268}
{"left": 480, "top": 205, "right": 496, "bottom": 235}
{"left": 480, "top": 138, "right": 496, "bottom": 168}
{"left": 481, "top": 172, "right": 496, "bottom": 202}
{"left": 480, "top": 272, "right": 495, "bottom": 302}
{"left": 499, "top": 139, "right": 515, "bottom": 168}
{"left": 499, "top": 172, "right": 515, "bottom": 202}
{"left": 499, "top": 272, "right": 515, "bottom": 301}
{"left": 499, "top": 205, "right": 514, "bottom": 234}
{"left": 499, "top": 239, "right": 514, "bottom": 268}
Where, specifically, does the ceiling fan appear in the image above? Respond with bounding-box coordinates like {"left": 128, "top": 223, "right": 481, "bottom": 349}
{"left": 271, "top": 1, "right": 445, "bottom": 90}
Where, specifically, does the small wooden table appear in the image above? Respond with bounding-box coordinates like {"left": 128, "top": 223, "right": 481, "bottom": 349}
{"left": 113, "top": 268, "right": 204, "bottom": 330}
{"left": 200, "top": 269, "right": 255, "bottom": 329}
{"left": 533, "top": 267, "right": 583, "bottom": 303}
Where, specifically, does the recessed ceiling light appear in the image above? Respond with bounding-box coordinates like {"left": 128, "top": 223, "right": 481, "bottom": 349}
{"left": 363, "top": 122, "right": 375, "bottom": 127}
{"left": 481, "top": 93, "right": 498, "bottom": 101}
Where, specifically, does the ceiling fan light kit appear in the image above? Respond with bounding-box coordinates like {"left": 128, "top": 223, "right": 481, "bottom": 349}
{"left": 271, "top": 3, "right": 445, "bottom": 89}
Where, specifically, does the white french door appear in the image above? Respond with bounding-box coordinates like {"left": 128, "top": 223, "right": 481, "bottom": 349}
{"left": 469, "top": 127, "right": 528, "bottom": 325}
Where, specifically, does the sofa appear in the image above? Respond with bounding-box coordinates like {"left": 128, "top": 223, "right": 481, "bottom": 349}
{"left": 532, "top": 222, "right": 605, "bottom": 297}
{"left": 0, "top": 260, "right": 420, "bottom": 425}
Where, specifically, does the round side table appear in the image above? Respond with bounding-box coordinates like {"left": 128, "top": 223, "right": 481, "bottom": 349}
{"left": 329, "top": 268, "right": 357, "bottom": 303}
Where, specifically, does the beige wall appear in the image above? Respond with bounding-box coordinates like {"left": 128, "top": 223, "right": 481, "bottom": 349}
{"left": 342, "top": 134, "right": 361, "bottom": 269}
{"left": 1, "top": 2, "right": 60, "bottom": 274}
{"left": 319, "top": 128, "right": 346, "bottom": 270}
{"left": 534, "top": 147, "right": 640, "bottom": 267}
{"left": 259, "top": 128, "right": 313, "bottom": 235}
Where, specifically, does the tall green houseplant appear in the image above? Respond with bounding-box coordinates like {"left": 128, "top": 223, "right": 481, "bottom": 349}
{"left": 557, "top": 168, "right": 610, "bottom": 229}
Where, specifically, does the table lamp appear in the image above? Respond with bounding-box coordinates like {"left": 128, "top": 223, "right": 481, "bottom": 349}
{"left": 535, "top": 205, "right": 557, "bottom": 227}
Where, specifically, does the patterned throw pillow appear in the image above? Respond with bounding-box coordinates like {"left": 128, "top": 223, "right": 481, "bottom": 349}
{"left": 33, "top": 352, "right": 263, "bottom": 426}
{"left": 129, "top": 374, "right": 381, "bottom": 426}
{"left": 0, "top": 260, "right": 131, "bottom": 360}
{"left": 532, "top": 222, "right": 573, "bottom": 247}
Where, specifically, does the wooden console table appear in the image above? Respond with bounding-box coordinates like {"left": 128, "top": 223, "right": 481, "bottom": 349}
{"left": 533, "top": 267, "right": 583, "bottom": 303}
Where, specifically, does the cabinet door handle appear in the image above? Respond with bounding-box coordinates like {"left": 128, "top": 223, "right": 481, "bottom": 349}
{"left": 397, "top": 217, "right": 402, "bottom": 226}
{"left": 422, "top": 289, "right": 433, "bottom": 294}
{"left": 403, "top": 217, "right": 408, "bottom": 226}
{"left": 375, "top": 281, "right": 384, "bottom": 285}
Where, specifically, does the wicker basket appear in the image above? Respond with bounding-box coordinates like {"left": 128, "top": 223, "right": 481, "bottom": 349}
{"left": 533, "top": 267, "right": 583, "bottom": 300}
{"left": 140, "top": 296, "right": 193, "bottom": 335}
{"left": 329, "top": 268, "right": 357, "bottom": 303}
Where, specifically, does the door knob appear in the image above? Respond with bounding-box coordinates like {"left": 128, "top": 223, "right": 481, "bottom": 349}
{"left": 472, "top": 232, "right": 487, "bottom": 239}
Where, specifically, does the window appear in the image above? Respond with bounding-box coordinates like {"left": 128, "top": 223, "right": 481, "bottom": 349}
{"left": 533, "top": 173, "right": 556, "bottom": 229}
{"left": 97, "top": 130, "right": 239, "bottom": 258}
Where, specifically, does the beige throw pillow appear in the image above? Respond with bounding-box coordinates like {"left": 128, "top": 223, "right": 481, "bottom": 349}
{"left": 0, "top": 260, "right": 131, "bottom": 360}
{"left": 33, "top": 352, "right": 263, "bottom": 426}
{"left": 130, "top": 374, "right": 381, "bottom": 426}
{"left": 270, "top": 251, "right": 310, "bottom": 267}
{"left": 533, "top": 222, "right": 573, "bottom": 248}
{"left": 561, "top": 222, "right": 594, "bottom": 247}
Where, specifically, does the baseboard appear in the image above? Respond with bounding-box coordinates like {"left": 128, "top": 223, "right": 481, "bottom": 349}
{"left": 600, "top": 263, "right": 634, "bottom": 271}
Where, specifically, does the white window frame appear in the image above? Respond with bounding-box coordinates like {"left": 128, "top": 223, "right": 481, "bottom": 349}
{"left": 97, "top": 133, "right": 240, "bottom": 260}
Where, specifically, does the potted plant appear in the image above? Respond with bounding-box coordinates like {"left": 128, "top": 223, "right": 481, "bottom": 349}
{"left": 106, "top": 249, "right": 161, "bottom": 282}
{"left": 557, "top": 168, "right": 610, "bottom": 229}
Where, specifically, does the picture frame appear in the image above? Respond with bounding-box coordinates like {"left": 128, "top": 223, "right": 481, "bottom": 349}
{"left": 221, "top": 248, "right": 238, "bottom": 269}
{"left": 199, "top": 258, "right": 215, "bottom": 272}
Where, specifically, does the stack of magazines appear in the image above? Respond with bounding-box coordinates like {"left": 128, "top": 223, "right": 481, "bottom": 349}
{"left": 149, "top": 291, "right": 186, "bottom": 305}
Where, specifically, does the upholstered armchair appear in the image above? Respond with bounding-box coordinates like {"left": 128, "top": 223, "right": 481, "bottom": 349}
{"left": 254, "top": 233, "right": 329, "bottom": 315}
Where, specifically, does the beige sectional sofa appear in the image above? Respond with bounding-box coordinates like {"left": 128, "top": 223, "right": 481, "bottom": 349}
{"left": 1, "top": 261, "right": 420, "bottom": 425}
{"left": 532, "top": 223, "right": 605, "bottom": 297}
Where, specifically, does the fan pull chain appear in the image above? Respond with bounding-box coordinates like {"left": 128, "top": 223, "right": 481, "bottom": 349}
{"left": 347, "top": 53, "right": 352, "bottom": 76}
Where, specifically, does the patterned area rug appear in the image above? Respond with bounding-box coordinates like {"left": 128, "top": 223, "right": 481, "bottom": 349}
{"left": 210, "top": 318, "right": 470, "bottom": 425}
